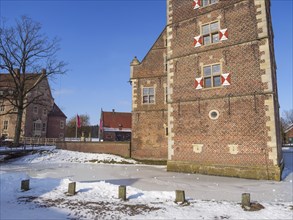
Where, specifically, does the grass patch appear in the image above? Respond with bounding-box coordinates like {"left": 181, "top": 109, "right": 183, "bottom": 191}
{"left": 135, "top": 159, "right": 167, "bottom": 166}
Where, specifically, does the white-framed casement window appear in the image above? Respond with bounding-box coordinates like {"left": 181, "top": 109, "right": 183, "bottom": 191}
{"left": 3, "top": 120, "right": 8, "bottom": 130}
{"left": 202, "top": 21, "right": 220, "bottom": 45}
{"left": 42, "top": 122, "right": 46, "bottom": 133}
{"left": 202, "top": 0, "right": 218, "bottom": 7}
{"left": 33, "top": 120, "right": 42, "bottom": 137}
{"left": 33, "top": 121, "right": 41, "bottom": 132}
{"left": 142, "top": 87, "right": 155, "bottom": 104}
{"left": 60, "top": 121, "right": 64, "bottom": 129}
{"left": 33, "top": 106, "right": 38, "bottom": 114}
{"left": 203, "top": 63, "right": 222, "bottom": 88}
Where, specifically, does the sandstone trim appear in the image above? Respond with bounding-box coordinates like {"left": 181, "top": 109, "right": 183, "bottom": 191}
{"left": 131, "top": 79, "right": 138, "bottom": 110}
{"left": 167, "top": 0, "right": 174, "bottom": 160}
{"left": 167, "top": 160, "right": 281, "bottom": 181}
{"left": 255, "top": 0, "right": 278, "bottom": 166}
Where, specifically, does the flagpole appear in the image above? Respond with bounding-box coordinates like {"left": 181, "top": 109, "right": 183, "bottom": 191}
{"left": 99, "top": 108, "right": 102, "bottom": 142}
{"left": 75, "top": 114, "right": 78, "bottom": 139}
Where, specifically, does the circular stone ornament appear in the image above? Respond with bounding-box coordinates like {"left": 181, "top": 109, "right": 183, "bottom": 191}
{"left": 209, "top": 110, "right": 219, "bottom": 120}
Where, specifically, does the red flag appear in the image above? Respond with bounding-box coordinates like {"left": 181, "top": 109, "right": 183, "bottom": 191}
{"left": 77, "top": 114, "right": 81, "bottom": 128}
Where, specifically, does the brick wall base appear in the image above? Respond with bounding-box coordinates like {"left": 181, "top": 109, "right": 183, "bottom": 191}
{"left": 167, "top": 160, "right": 282, "bottom": 181}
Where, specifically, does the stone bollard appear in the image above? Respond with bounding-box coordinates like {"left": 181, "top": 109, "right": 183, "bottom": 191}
{"left": 67, "top": 182, "right": 76, "bottom": 196}
{"left": 118, "top": 185, "right": 127, "bottom": 201}
{"left": 81, "top": 132, "right": 85, "bottom": 142}
{"left": 21, "top": 179, "right": 30, "bottom": 191}
{"left": 242, "top": 193, "right": 251, "bottom": 208}
{"left": 175, "top": 190, "right": 186, "bottom": 203}
{"left": 88, "top": 132, "right": 92, "bottom": 142}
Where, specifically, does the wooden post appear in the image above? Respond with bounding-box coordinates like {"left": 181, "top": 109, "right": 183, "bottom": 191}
{"left": 175, "top": 190, "right": 185, "bottom": 203}
{"left": 118, "top": 185, "right": 126, "bottom": 201}
{"left": 242, "top": 193, "right": 251, "bottom": 207}
{"left": 21, "top": 179, "right": 30, "bottom": 191}
{"left": 67, "top": 182, "right": 76, "bottom": 196}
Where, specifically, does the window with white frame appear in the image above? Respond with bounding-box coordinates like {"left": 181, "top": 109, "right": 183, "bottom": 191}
{"left": 60, "top": 121, "right": 64, "bottom": 129}
{"left": 202, "top": 0, "right": 218, "bottom": 7}
{"left": 203, "top": 64, "right": 222, "bottom": 88}
{"left": 0, "top": 105, "right": 5, "bottom": 112}
{"left": 3, "top": 120, "right": 8, "bottom": 130}
{"left": 33, "top": 121, "right": 41, "bottom": 131}
{"left": 202, "top": 21, "right": 219, "bottom": 45}
{"left": 33, "top": 106, "right": 38, "bottom": 114}
{"left": 142, "top": 87, "right": 155, "bottom": 104}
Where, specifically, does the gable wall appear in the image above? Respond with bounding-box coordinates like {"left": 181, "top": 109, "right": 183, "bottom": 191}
{"left": 130, "top": 29, "right": 168, "bottom": 160}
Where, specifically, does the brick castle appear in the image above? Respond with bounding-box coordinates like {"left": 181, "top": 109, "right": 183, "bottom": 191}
{"left": 130, "top": 0, "right": 282, "bottom": 180}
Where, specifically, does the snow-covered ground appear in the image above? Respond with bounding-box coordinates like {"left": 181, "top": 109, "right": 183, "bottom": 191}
{"left": 0, "top": 146, "right": 292, "bottom": 219}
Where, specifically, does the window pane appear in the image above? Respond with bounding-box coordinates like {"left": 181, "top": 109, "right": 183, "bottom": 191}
{"left": 211, "top": 0, "right": 218, "bottom": 4}
{"left": 212, "top": 64, "right": 221, "bottom": 74}
{"left": 212, "top": 33, "right": 219, "bottom": 43}
{"left": 149, "top": 95, "right": 155, "bottom": 103}
{"left": 203, "top": 35, "right": 210, "bottom": 45}
{"left": 202, "top": 0, "right": 209, "bottom": 6}
{"left": 204, "top": 78, "right": 212, "bottom": 88}
{"left": 202, "top": 25, "right": 210, "bottom": 35}
{"left": 204, "top": 66, "right": 212, "bottom": 76}
{"left": 149, "top": 88, "right": 154, "bottom": 95}
{"left": 214, "top": 76, "right": 221, "bottom": 87}
{"left": 143, "top": 96, "right": 148, "bottom": 103}
{"left": 143, "top": 88, "right": 148, "bottom": 95}
{"left": 210, "top": 22, "right": 219, "bottom": 32}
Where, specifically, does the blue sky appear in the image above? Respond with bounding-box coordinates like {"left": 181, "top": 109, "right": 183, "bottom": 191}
{"left": 0, "top": 0, "right": 292, "bottom": 125}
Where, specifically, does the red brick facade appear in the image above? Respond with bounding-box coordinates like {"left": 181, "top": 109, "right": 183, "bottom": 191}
{"left": 56, "top": 141, "right": 131, "bottom": 158}
{"left": 130, "top": 29, "right": 168, "bottom": 160}
{"left": 131, "top": 0, "right": 282, "bottom": 180}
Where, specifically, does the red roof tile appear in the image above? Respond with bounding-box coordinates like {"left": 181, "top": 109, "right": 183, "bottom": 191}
{"left": 102, "top": 111, "right": 131, "bottom": 129}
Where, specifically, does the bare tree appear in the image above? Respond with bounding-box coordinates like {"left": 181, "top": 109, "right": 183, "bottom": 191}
{"left": 66, "top": 114, "right": 91, "bottom": 138}
{"left": 0, "top": 16, "right": 66, "bottom": 146}
{"left": 282, "top": 109, "right": 293, "bottom": 127}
